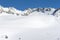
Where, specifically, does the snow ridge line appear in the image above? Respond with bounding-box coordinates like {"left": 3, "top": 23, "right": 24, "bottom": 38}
{"left": 0, "top": 5, "right": 60, "bottom": 17}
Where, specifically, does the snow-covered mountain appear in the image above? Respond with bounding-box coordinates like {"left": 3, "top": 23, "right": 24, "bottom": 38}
{"left": 0, "top": 6, "right": 60, "bottom": 40}
{"left": 0, "top": 5, "right": 60, "bottom": 17}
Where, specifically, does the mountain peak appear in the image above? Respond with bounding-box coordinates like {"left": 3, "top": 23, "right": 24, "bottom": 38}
{"left": 0, "top": 5, "right": 60, "bottom": 17}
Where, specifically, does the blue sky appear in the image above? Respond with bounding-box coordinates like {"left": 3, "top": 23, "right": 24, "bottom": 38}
{"left": 0, "top": 0, "right": 60, "bottom": 10}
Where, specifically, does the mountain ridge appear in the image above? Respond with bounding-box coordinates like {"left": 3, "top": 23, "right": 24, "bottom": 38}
{"left": 0, "top": 5, "right": 60, "bottom": 17}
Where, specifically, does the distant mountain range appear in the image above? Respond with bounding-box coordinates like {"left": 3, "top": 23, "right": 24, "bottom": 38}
{"left": 0, "top": 5, "right": 60, "bottom": 17}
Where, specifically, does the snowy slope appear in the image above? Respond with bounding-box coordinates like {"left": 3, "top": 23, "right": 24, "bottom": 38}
{"left": 0, "top": 6, "right": 60, "bottom": 40}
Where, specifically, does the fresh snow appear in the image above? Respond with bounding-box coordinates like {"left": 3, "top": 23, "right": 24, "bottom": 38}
{"left": 0, "top": 6, "right": 60, "bottom": 40}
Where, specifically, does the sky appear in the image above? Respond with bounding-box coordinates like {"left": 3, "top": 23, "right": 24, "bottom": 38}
{"left": 0, "top": 0, "right": 60, "bottom": 10}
